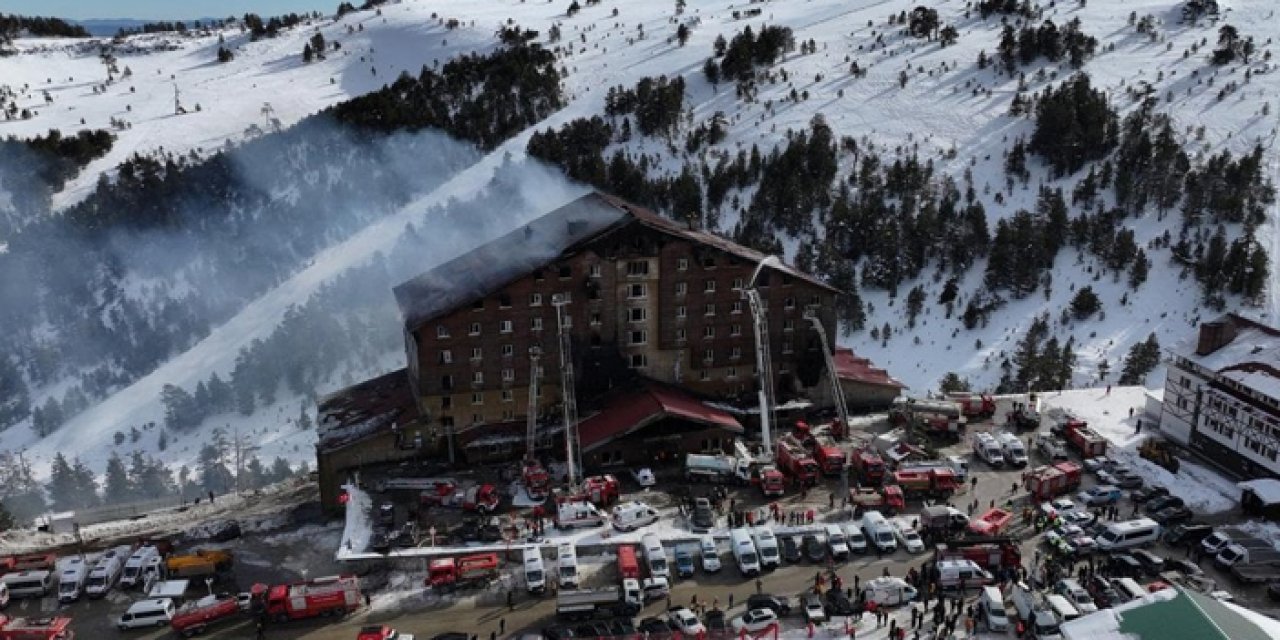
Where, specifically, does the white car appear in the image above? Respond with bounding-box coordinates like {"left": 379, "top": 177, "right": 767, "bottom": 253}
{"left": 802, "top": 593, "right": 827, "bottom": 623}
{"left": 668, "top": 607, "right": 707, "bottom": 635}
{"left": 894, "top": 524, "right": 925, "bottom": 554}
{"left": 733, "top": 608, "right": 780, "bottom": 633}
{"left": 699, "top": 536, "right": 722, "bottom": 573}
{"left": 632, "top": 467, "right": 656, "bottom": 488}
{"left": 1061, "top": 510, "right": 1097, "bottom": 528}
{"left": 1049, "top": 498, "right": 1078, "bottom": 514}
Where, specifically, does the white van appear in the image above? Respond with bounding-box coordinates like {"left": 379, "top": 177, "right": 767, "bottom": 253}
{"left": 556, "top": 543, "right": 579, "bottom": 589}
{"left": 3, "top": 570, "right": 54, "bottom": 599}
{"left": 860, "top": 576, "right": 917, "bottom": 605}
{"left": 860, "top": 511, "right": 897, "bottom": 554}
{"left": 973, "top": 432, "right": 1005, "bottom": 467}
{"left": 1096, "top": 519, "right": 1161, "bottom": 551}
{"left": 996, "top": 432, "right": 1028, "bottom": 467}
{"left": 0, "top": 582, "right": 9, "bottom": 608}
{"left": 1112, "top": 577, "right": 1147, "bottom": 602}
{"left": 57, "top": 557, "right": 89, "bottom": 603}
{"left": 935, "top": 559, "right": 990, "bottom": 590}
{"left": 116, "top": 598, "right": 176, "bottom": 630}
{"left": 699, "top": 536, "right": 722, "bottom": 573}
{"left": 843, "top": 523, "right": 868, "bottom": 554}
{"left": 751, "top": 526, "right": 781, "bottom": 569}
{"left": 825, "top": 524, "right": 850, "bottom": 561}
{"left": 1010, "top": 582, "right": 1062, "bottom": 640}
{"left": 611, "top": 500, "right": 659, "bottom": 532}
{"left": 1045, "top": 594, "right": 1081, "bottom": 623}
{"left": 978, "top": 586, "right": 1009, "bottom": 632}
{"left": 86, "top": 551, "right": 125, "bottom": 598}
{"left": 121, "top": 545, "right": 160, "bottom": 588}
{"left": 642, "top": 533, "right": 669, "bottom": 579}
{"left": 522, "top": 547, "right": 546, "bottom": 595}
{"left": 730, "top": 528, "right": 761, "bottom": 576}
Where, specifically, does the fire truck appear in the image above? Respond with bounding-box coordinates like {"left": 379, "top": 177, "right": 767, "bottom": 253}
{"left": 893, "top": 467, "right": 959, "bottom": 500}
{"left": 808, "top": 434, "right": 846, "bottom": 476}
{"left": 426, "top": 554, "right": 500, "bottom": 592}
{"left": 1058, "top": 419, "right": 1108, "bottom": 458}
{"left": 1026, "top": 461, "right": 1083, "bottom": 500}
{"left": 0, "top": 616, "right": 74, "bottom": 640}
{"left": 848, "top": 486, "right": 906, "bottom": 514}
{"left": 420, "top": 482, "right": 501, "bottom": 513}
{"left": 521, "top": 460, "right": 550, "bottom": 502}
{"left": 254, "top": 575, "right": 362, "bottom": 622}
{"left": 775, "top": 434, "right": 819, "bottom": 486}
{"left": 889, "top": 398, "right": 967, "bottom": 440}
{"left": 850, "top": 448, "right": 887, "bottom": 484}
{"left": 170, "top": 594, "right": 240, "bottom": 637}
{"left": 945, "top": 392, "right": 997, "bottom": 419}
{"left": 934, "top": 538, "right": 1022, "bottom": 573}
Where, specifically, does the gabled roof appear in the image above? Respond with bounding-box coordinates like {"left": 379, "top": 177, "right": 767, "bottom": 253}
{"left": 392, "top": 192, "right": 838, "bottom": 331}
{"left": 316, "top": 368, "right": 417, "bottom": 453}
{"left": 833, "top": 347, "right": 906, "bottom": 389}
{"left": 577, "top": 383, "right": 743, "bottom": 452}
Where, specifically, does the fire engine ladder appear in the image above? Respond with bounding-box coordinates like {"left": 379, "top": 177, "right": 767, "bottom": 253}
{"left": 804, "top": 309, "right": 851, "bottom": 440}
{"left": 526, "top": 346, "right": 542, "bottom": 460}
{"left": 745, "top": 256, "right": 779, "bottom": 452}
{"left": 552, "top": 294, "right": 583, "bottom": 485}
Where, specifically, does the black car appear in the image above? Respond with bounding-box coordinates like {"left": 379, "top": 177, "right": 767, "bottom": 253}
{"left": 1106, "top": 553, "right": 1143, "bottom": 578}
{"left": 782, "top": 536, "right": 803, "bottom": 563}
{"left": 747, "top": 593, "right": 792, "bottom": 616}
{"left": 1164, "top": 523, "right": 1214, "bottom": 547}
{"left": 369, "top": 530, "right": 391, "bottom": 553}
{"left": 1269, "top": 581, "right": 1280, "bottom": 602}
{"left": 1129, "top": 549, "right": 1166, "bottom": 576}
{"left": 1113, "top": 473, "right": 1145, "bottom": 490}
{"left": 1166, "top": 558, "right": 1203, "bottom": 577}
{"left": 1144, "top": 496, "right": 1186, "bottom": 515}
{"left": 1153, "top": 506, "right": 1194, "bottom": 526}
{"left": 1086, "top": 575, "right": 1121, "bottom": 608}
{"left": 1129, "top": 485, "right": 1170, "bottom": 504}
{"left": 705, "top": 609, "right": 728, "bottom": 631}
{"left": 607, "top": 619, "right": 637, "bottom": 636}
{"left": 824, "top": 590, "right": 858, "bottom": 615}
{"left": 802, "top": 534, "right": 826, "bottom": 562}
{"left": 638, "top": 617, "right": 672, "bottom": 634}
{"left": 541, "top": 627, "right": 575, "bottom": 640}
{"left": 691, "top": 502, "right": 716, "bottom": 531}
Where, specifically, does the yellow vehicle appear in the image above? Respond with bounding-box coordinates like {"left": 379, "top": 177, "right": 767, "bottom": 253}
{"left": 165, "top": 550, "right": 233, "bottom": 578}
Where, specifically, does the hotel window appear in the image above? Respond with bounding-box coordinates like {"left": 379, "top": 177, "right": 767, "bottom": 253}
{"left": 810, "top": 295, "right": 821, "bottom": 306}
{"left": 700, "top": 370, "right": 710, "bottom": 381}
{"left": 704, "top": 280, "right": 717, "bottom": 293}
{"left": 630, "top": 330, "right": 648, "bottom": 345}
{"left": 498, "top": 294, "right": 511, "bottom": 309}
{"left": 732, "top": 301, "right": 743, "bottom": 314}
{"left": 560, "top": 314, "right": 573, "bottom": 329}
{"left": 471, "top": 392, "right": 483, "bottom": 405}
{"left": 731, "top": 346, "right": 742, "bottom": 360}
{"left": 530, "top": 293, "right": 542, "bottom": 306}
{"left": 676, "top": 328, "right": 687, "bottom": 341}
{"left": 534, "top": 269, "right": 545, "bottom": 281}
{"left": 469, "top": 322, "right": 481, "bottom": 336}
{"left": 558, "top": 265, "right": 572, "bottom": 278}
{"left": 704, "top": 303, "right": 716, "bottom": 317}
{"left": 472, "top": 299, "right": 484, "bottom": 311}
{"left": 502, "top": 409, "right": 515, "bottom": 420}
{"left": 500, "top": 320, "right": 513, "bottom": 334}
{"left": 589, "top": 264, "right": 602, "bottom": 278}
{"left": 531, "top": 317, "right": 543, "bottom": 331}
{"left": 471, "top": 347, "right": 482, "bottom": 360}
{"left": 501, "top": 390, "right": 514, "bottom": 403}
{"left": 676, "top": 282, "right": 687, "bottom": 296}
{"left": 472, "top": 371, "right": 484, "bottom": 385}
{"left": 627, "top": 261, "right": 649, "bottom": 276}
{"left": 676, "top": 306, "right": 687, "bottom": 319}
{"left": 702, "top": 256, "right": 716, "bottom": 268}
{"left": 436, "top": 325, "right": 450, "bottom": 338}
{"left": 733, "top": 277, "right": 745, "bottom": 290}
{"left": 501, "top": 344, "right": 514, "bottom": 357}
{"left": 784, "top": 296, "right": 796, "bottom": 310}
{"left": 439, "top": 350, "right": 453, "bottom": 364}
{"left": 629, "top": 307, "right": 647, "bottom": 322}
{"left": 677, "top": 258, "right": 689, "bottom": 271}
{"left": 703, "top": 348, "right": 714, "bottom": 362}
{"left": 704, "top": 326, "right": 716, "bottom": 339}
{"left": 783, "top": 319, "right": 795, "bottom": 332}
{"left": 727, "top": 367, "right": 738, "bottom": 379}
{"left": 441, "top": 396, "right": 452, "bottom": 410}
{"left": 730, "top": 323, "right": 742, "bottom": 336}
{"left": 783, "top": 341, "right": 794, "bottom": 354}
{"left": 471, "top": 414, "right": 482, "bottom": 424}
{"left": 591, "top": 312, "right": 602, "bottom": 326}
{"left": 441, "top": 375, "right": 453, "bottom": 391}
{"left": 629, "top": 283, "right": 647, "bottom": 299}
{"left": 630, "top": 353, "right": 648, "bottom": 368}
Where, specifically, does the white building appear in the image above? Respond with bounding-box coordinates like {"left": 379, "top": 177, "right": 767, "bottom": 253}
{"left": 1159, "top": 313, "right": 1280, "bottom": 479}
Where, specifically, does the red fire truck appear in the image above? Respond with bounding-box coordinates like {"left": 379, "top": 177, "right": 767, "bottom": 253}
{"left": 521, "top": 460, "right": 550, "bottom": 501}
{"left": 775, "top": 435, "right": 819, "bottom": 486}
{"left": 851, "top": 448, "right": 887, "bottom": 485}
{"left": 426, "top": 554, "right": 500, "bottom": 592}
{"left": 0, "top": 616, "right": 74, "bottom": 640}
{"left": 934, "top": 538, "right": 1021, "bottom": 572}
{"left": 170, "top": 594, "right": 240, "bottom": 637}
{"left": 1026, "top": 461, "right": 1083, "bottom": 500}
{"left": 945, "top": 393, "right": 997, "bottom": 419}
{"left": 255, "top": 575, "right": 362, "bottom": 622}
{"left": 420, "top": 482, "right": 501, "bottom": 513}
{"left": 893, "top": 467, "right": 959, "bottom": 500}
{"left": 1059, "top": 419, "right": 1108, "bottom": 458}
{"left": 809, "top": 435, "right": 846, "bottom": 476}
{"left": 848, "top": 486, "right": 906, "bottom": 514}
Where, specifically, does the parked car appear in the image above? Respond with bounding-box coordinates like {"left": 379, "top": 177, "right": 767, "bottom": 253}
{"left": 782, "top": 536, "right": 802, "bottom": 563}
{"left": 1130, "top": 549, "right": 1166, "bottom": 576}
{"left": 632, "top": 468, "right": 656, "bottom": 488}
{"left": 1144, "top": 496, "right": 1186, "bottom": 515}
{"left": 705, "top": 609, "right": 728, "bottom": 632}
{"left": 1164, "top": 523, "right": 1214, "bottom": 547}
{"left": 1083, "top": 456, "right": 1116, "bottom": 474}
{"left": 540, "top": 626, "right": 575, "bottom": 640}
{"left": 1268, "top": 581, "right": 1280, "bottom": 602}
{"left": 1153, "top": 506, "right": 1194, "bottom": 526}
{"left": 674, "top": 548, "right": 695, "bottom": 578}
{"left": 824, "top": 590, "right": 858, "bottom": 616}
{"left": 1113, "top": 472, "right": 1145, "bottom": 490}
{"left": 638, "top": 617, "right": 672, "bottom": 634}
{"left": 1201, "top": 531, "right": 1233, "bottom": 556}
{"left": 733, "top": 609, "right": 780, "bottom": 633}
{"left": 1130, "top": 485, "right": 1170, "bottom": 504}
{"left": 1061, "top": 510, "right": 1097, "bottom": 528}
{"left": 1166, "top": 558, "right": 1203, "bottom": 577}
{"left": 1086, "top": 575, "right": 1121, "bottom": 608}
{"left": 802, "top": 593, "right": 827, "bottom": 624}
{"left": 667, "top": 607, "right": 706, "bottom": 635}
{"left": 746, "top": 594, "right": 791, "bottom": 616}
{"left": 803, "top": 535, "right": 826, "bottom": 562}
{"left": 691, "top": 498, "right": 715, "bottom": 532}
{"left": 1078, "top": 485, "right": 1123, "bottom": 507}
{"left": 1054, "top": 578, "right": 1098, "bottom": 614}
{"left": 1106, "top": 553, "right": 1143, "bottom": 578}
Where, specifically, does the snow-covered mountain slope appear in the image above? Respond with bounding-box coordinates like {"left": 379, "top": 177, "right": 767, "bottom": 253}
{"left": 3, "top": 0, "right": 1279, "bottom": 482}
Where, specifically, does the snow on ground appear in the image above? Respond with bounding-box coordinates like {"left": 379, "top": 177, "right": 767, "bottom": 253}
{"left": 5, "top": 0, "right": 1280, "bottom": 479}
{"left": 1038, "top": 387, "right": 1240, "bottom": 513}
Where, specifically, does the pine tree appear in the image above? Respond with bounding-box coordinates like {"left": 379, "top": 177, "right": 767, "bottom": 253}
{"left": 104, "top": 453, "right": 131, "bottom": 502}
{"left": 0, "top": 501, "right": 14, "bottom": 530}
{"left": 939, "top": 372, "right": 971, "bottom": 394}
{"left": 244, "top": 456, "right": 267, "bottom": 489}
{"left": 0, "top": 357, "right": 30, "bottom": 430}
{"left": 269, "top": 457, "right": 293, "bottom": 482}
{"left": 161, "top": 384, "right": 197, "bottom": 431}
{"left": 1119, "top": 333, "right": 1161, "bottom": 384}
{"left": 310, "top": 33, "right": 326, "bottom": 59}
{"left": 48, "top": 453, "right": 78, "bottom": 511}
{"left": 677, "top": 23, "right": 690, "bottom": 46}
{"left": 302, "top": 43, "right": 314, "bottom": 63}
{"left": 70, "top": 458, "right": 99, "bottom": 508}
{"left": 297, "top": 403, "right": 312, "bottom": 430}
{"left": 1069, "top": 286, "right": 1102, "bottom": 320}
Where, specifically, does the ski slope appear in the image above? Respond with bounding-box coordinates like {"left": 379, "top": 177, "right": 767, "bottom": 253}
{"left": 2, "top": 0, "right": 1279, "bottom": 478}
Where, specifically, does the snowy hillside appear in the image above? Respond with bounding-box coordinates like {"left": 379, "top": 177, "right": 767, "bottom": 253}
{"left": 1, "top": 0, "right": 1278, "bottom": 494}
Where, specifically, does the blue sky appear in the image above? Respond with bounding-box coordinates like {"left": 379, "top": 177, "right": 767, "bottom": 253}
{"left": 3, "top": 0, "right": 329, "bottom": 21}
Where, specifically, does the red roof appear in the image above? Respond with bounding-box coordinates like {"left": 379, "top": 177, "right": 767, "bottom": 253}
{"left": 577, "top": 385, "right": 743, "bottom": 451}
{"left": 833, "top": 348, "right": 906, "bottom": 389}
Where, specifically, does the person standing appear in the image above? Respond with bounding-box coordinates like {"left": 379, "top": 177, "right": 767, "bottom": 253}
{"left": 729, "top": 592, "right": 735, "bottom": 609}
{"left": 499, "top": 619, "right": 506, "bottom": 635}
